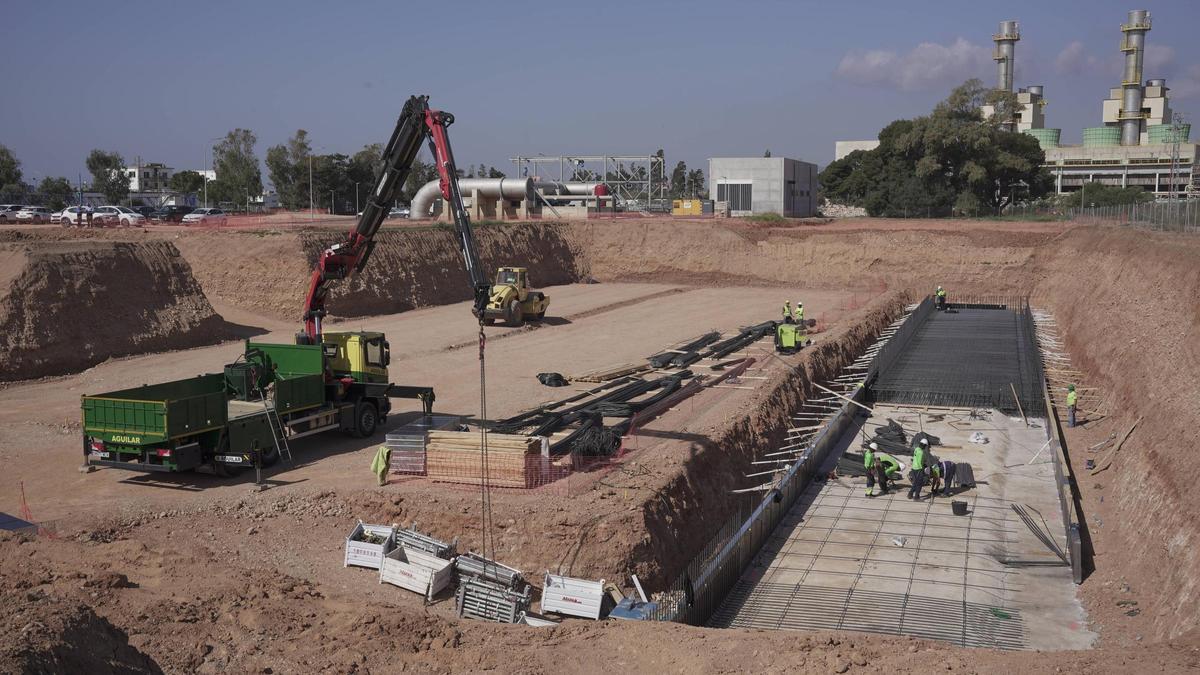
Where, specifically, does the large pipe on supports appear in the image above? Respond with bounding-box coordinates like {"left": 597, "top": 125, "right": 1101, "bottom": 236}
{"left": 993, "top": 20, "right": 1019, "bottom": 93}
{"left": 1119, "top": 9, "right": 1152, "bottom": 146}
{"left": 410, "top": 177, "right": 533, "bottom": 219}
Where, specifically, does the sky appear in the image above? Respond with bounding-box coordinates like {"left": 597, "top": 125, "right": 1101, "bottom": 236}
{"left": 3, "top": 0, "right": 1200, "bottom": 187}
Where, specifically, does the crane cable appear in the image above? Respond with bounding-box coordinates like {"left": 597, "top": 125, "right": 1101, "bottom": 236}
{"left": 477, "top": 319, "right": 496, "bottom": 565}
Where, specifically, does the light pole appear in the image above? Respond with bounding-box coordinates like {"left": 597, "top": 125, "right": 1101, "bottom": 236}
{"left": 308, "top": 155, "right": 313, "bottom": 221}
{"left": 354, "top": 181, "right": 361, "bottom": 214}
{"left": 330, "top": 189, "right": 335, "bottom": 215}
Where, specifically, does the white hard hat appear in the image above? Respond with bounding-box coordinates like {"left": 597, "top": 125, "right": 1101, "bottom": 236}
{"left": 869, "top": 442, "right": 878, "bottom": 450}
{"left": 919, "top": 438, "right": 929, "bottom": 446}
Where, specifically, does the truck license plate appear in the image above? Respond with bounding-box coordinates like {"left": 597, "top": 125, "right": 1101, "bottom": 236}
{"left": 215, "top": 455, "right": 244, "bottom": 463}
{"left": 89, "top": 451, "right": 110, "bottom": 459}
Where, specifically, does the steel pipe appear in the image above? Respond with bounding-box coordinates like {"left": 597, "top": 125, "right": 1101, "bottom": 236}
{"left": 410, "top": 177, "right": 533, "bottom": 219}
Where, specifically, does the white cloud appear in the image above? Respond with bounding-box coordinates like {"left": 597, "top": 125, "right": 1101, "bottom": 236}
{"left": 1143, "top": 44, "right": 1176, "bottom": 76}
{"left": 1054, "top": 41, "right": 1099, "bottom": 75}
{"left": 835, "top": 38, "right": 992, "bottom": 92}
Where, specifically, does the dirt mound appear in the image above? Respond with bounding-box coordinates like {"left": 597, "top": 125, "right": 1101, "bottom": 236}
{"left": 0, "top": 240, "right": 235, "bottom": 381}
{"left": 302, "top": 223, "right": 585, "bottom": 318}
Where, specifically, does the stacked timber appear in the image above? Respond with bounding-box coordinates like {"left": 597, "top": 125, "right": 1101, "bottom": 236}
{"left": 426, "top": 430, "right": 540, "bottom": 488}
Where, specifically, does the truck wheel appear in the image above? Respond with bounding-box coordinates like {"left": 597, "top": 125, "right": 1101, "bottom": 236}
{"left": 259, "top": 444, "right": 281, "bottom": 468}
{"left": 351, "top": 401, "right": 378, "bottom": 438}
{"left": 507, "top": 300, "right": 524, "bottom": 327}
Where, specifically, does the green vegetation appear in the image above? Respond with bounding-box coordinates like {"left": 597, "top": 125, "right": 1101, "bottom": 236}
{"left": 742, "top": 212, "right": 788, "bottom": 224}
{"left": 86, "top": 149, "right": 130, "bottom": 205}
{"left": 206, "top": 129, "right": 263, "bottom": 210}
{"left": 0, "top": 144, "right": 23, "bottom": 203}
{"left": 669, "top": 160, "right": 706, "bottom": 199}
{"left": 169, "top": 170, "right": 206, "bottom": 195}
{"left": 1067, "top": 181, "right": 1153, "bottom": 207}
{"left": 37, "top": 177, "right": 74, "bottom": 210}
{"left": 819, "top": 79, "right": 1052, "bottom": 217}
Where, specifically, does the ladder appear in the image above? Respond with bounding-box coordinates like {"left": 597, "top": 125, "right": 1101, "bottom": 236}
{"left": 258, "top": 386, "right": 293, "bottom": 463}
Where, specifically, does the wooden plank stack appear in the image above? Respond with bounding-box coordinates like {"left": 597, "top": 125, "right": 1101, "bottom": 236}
{"left": 425, "top": 430, "right": 541, "bottom": 488}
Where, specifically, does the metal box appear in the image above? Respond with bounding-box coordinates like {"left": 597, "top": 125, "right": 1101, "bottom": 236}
{"left": 456, "top": 577, "right": 531, "bottom": 624}
{"left": 541, "top": 572, "right": 607, "bottom": 619}
{"left": 379, "top": 546, "right": 454, "bottom": 602}
{"left": 344, "top": 522, "right": 396, "bottom": 569}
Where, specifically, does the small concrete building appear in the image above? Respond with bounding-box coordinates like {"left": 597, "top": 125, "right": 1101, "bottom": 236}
{"left": 708, "top": 157, "right": 818, "bottom": 217}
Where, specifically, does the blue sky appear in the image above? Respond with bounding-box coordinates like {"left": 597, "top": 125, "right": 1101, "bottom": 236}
{"left": 3, "top": 0, "right": 1199, "bottom": 185}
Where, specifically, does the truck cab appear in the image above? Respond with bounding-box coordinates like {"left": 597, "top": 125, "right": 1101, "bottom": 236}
{"left": 483, "top": 267, "right": 549, "bottom": 327}
{"left": 320, "top": 331, "right": 390, "bottom": 384}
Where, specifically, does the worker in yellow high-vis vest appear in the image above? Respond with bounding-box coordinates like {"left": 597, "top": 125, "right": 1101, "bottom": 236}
{"left": 782, "top": 300, "right": 794, "bottom": 324}
{"left": 1067, "top": 384, "right": 1078, "bottom": 428}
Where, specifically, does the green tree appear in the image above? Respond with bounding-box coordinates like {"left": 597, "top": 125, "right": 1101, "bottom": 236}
{"left": 818, "top": 79, "right": 1051, "bottom": 217}
{"left": 486, "top": 165, "right": 506, "bottom": 179}
{"left": 266, "top": 129, "right": 311, "bottom": 210}
{"left": 763, "top": 149, "right": 772, "bottom": 157}
{"left": 669, "top": 161, "right": 688, "bottom": 199}
{"left": 310, "top": 153, "right": 352, "bottom": 213}
{"left": 38, "top": 176, "right": 74, "bottom": 210}
{"left": 402, "top": 157, "right": 438, "bottom": 205}
{"left": 0, "top": 144, "right": 23, "bottom": 202}
{"left": 686, "top": 168, "right": 706, "bottom": 198}
{"left": 169, "top": 170, "right": 205, "bottom": 194}
{"left": 86, "top": 149, "right": 129, "bottom": 205}
{"left": 207, "top": 129, "right": 263, "bottom": 210}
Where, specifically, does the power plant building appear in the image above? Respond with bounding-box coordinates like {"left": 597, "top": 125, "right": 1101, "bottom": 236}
{"left": 708, "top": 157, "right": 818, "bottom": 218}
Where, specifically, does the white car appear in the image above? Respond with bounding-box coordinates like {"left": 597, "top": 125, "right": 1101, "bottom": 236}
{"left": 0, "top": 204, "right": 24, "bottom": 222}
{"left": 92, "top": 205, "right": 146, "bottom": 226}
{"left": 54, "top": 206, "right": 93, "bottom": 226}
{"left": 15, "top": 206, "right": 52, "bottom": 223}
{"left": 181, "top": 208, "right": 228, "bottom": 226}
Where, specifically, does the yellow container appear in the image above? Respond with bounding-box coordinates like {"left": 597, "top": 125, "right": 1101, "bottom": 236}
{"left": 672, "top": 199, "right": 703, "bottom": 216}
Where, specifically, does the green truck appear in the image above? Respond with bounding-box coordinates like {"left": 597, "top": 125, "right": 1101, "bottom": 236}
{"left": 81, "top": 332, "right": 433, "bottom": 476}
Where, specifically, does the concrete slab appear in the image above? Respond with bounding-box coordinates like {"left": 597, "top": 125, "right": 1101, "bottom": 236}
{"left": 710, "top": 405, "right": 1096, "bottom": 651}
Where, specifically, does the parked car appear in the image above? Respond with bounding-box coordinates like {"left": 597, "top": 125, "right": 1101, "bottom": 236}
{"left": 388, "top": 206, "right": 410, "bottom": 219}
{"left": 150, "top": 205, "right": 198, "bottom": 223}
{"left": 181, "top": 207, "right": 227, "bottom": 226}
{"left": 0, "top": 205, "right": 26, "bottom": 222}
{"left": 15, "top": 206, "right": 52, "bottom": 223}
{"left": 92, "top": 205, "right": 146, "bottom": 226}
{"left": 133, "top": 206, "right": 157, "bottom": 219}
{"left": 54, "top": 206, "right": 93, "bottom": 226}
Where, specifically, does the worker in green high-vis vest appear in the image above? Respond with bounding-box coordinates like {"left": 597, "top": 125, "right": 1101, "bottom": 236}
{"left": 794, "top": 301, "right": 804, "bottom": 326}
{"left": 864, "top": 442, "right": 889, "bottom": 497}
{"left": 1067, "top": 384, "right": 1078, "bottom": 428}
{"left": 782, "top": 300, "right": 794, "bottom": 324}
{"left": 908, "top": 438, "right": 929, "bottom": 500}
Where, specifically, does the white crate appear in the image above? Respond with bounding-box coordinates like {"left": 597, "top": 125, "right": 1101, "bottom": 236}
{"left": 379, "top": 546, "right": 455, "bottom": 602}
{"left": 344, "top": 522, "right": 396, "bottom": 570}
{"left": 541, "top": 572, "right": 606, "bottom": 620}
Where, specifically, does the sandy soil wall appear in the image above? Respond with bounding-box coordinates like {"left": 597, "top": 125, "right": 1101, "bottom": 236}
{"left": 1034, "top": 227, "right": 1200, "bottom": 640}
{"left": 0, "top": 241, "right": 234, "bottom": 381}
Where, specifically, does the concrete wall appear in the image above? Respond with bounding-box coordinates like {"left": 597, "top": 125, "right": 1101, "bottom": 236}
{"left": 708, "top": 157, "right": 818, "bottom": 218}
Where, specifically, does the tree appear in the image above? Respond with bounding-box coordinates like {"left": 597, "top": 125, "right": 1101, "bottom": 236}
{"left": 207, "top": 129, "right": 262, "bottom": 209}
{"left": 169, "top": 170, "right": 205, "bottom": 194}
{"left": 818, "top": 79, "right": 1051, "bottom": 217}
{"left": 763, "top": 149, "right": 772, "bottom": 157}
{"left": 401, "top": 158, "right": 438, "bottom": 205}
{"left": 266, "top": 130, "right": 312, "bottom": 210}
{"left": 348, "top": 143, "right": 383, "bottom": 210}
{"left": 687, "top": 168, "right": 706, "bottom": 198}
{"left": 38, "top": 177, "right": 74, "bottom": 210}
{"left": 309, "top": 153, "right": 352, "bottom": 213}
{"left": 669, "top": 161, "right": 688, "bottom": 199}
{"left": 0, "top": 144, "right": 23, "bottom": 202}
{"left": 1065, "top": 181, "right": 1153, "bottom": 208}
{"left": 86, "top": 149, "right": 129, "bottom": 205}
{"left": 486, "top": 166, "right": 506, "bottom": 179}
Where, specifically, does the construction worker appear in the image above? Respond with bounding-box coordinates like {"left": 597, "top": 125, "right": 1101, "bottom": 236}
{"left": 864, "top": 442, "right": 889, "bottom": 497}
{"left": 929, "top": 458, "right": 956, "bottom": 497}
{"left": 794, "top": 301, "right": 804, "bottom": 326}
{"left": 782, "top": 300, "right": 794, "bottom": 324}
{"left": 908, "top": 438, "right": 929, "bottom": 500}
{"left": 935, "top": 285, "right": 947, "bottom": 310}
{"left": 1066, "top": 384, "right": 1078, "bottom": 428}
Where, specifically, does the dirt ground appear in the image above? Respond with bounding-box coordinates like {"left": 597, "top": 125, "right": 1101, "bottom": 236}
{"left": 2, "top": 217, "right": 1199, "bottom": 673}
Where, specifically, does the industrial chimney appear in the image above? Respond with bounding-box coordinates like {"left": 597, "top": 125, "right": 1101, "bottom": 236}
{"left": 993, "top": 20, "right": 1020, "bottom": 93}
{"left": 1118, "top": 10, "right": 1151, "bottom": 146}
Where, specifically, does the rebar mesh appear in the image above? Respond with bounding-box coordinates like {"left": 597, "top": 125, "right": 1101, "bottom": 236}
{"left": 872, "top": 302, "right": 1042, "bottom": 415}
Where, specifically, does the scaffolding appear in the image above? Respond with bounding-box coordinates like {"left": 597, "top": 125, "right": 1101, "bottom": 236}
{"left": 510, "top": 154, "right": 667, "bottom": 209}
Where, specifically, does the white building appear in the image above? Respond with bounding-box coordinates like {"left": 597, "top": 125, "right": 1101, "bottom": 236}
{"left": 708, "top": 157, "right": 818, "bottom": 217}
{"left": 123, "top": 162, "right": 174, "bottom": 191}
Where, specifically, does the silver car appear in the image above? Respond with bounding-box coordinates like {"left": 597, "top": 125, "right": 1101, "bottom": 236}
{"left": 0, "top": 204, "right": 25, "bottom": 222}
{"left": 92, "top": 206, "right": 146, "bottom": 226}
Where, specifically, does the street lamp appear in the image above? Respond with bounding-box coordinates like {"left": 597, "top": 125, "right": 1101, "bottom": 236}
{"left": 354, "top": 181, "right": 361, "bottom": 214}
{"left": 330, "top": 189, "right": 335, "bottom": 215}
